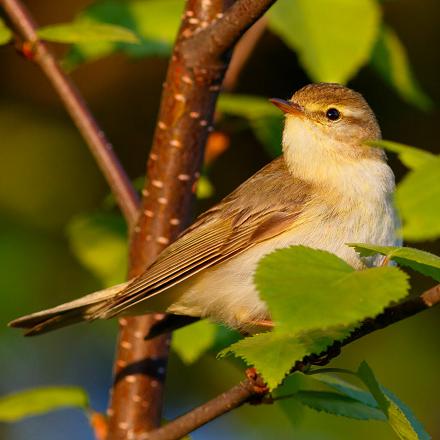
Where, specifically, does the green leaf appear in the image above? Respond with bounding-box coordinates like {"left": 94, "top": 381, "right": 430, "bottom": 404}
{"left": 383, "top": 387, "right": 431, "bottom": 440}
{"left": 218, "top": 94, "right": 283, "bottom": 157}
{"left": 371, "top": 26, "right": 433, "bottom": 111}
{"left": 295, "top": 390, "right": 386, "bottom": 421}
{"left": 366, "top": 140, "right": 435, "bottom": 170}
{"left": 221, "top": 247, "right": 409, "bottom": 389}
{"left": 220, "top": 327, "right": 351, "bottom": 390}
{"left": 357, "top": 362, "right": 430, "bottom": 439}
{"left": 255, "top": 246, "right": 410, "bottom": 333}
{"left": 37, "top": 21, "right": 139, "bottom": 44}
{"left": 349, "top": 244, "right": 440, "bottom": 282}
{"left": 356, "top": 361, "right": 390, "bottom": 415}
{"left": 220, "top": 332, "right": 313, "bottom": 389}
{"left": 268, "top": 0, "right": 381, "bottom": 83}
{"left": 67, "top": 213, "right": 128, "bottom": 287}
{"left": 172, "top": 320, "right": 218, "bottom": 364}
{"left": 0, "top": 18, "right": 13, "bottom": 45}
{"left": 64, "top": 0, "right": 182, "bottom": 68}
{"left": 308, "top": 373, "right": 378, "bottom": 408}
{"left": 396, "top": 156, "right": 440, "bottom": 241}
{"left": 0, "top": 386, "right": 89, "bottom": 422}
{"left": 272, "top": 374, "right": 305, "bottom": 426}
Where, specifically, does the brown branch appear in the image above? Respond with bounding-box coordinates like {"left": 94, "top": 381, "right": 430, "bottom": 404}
{"left": 140, "top": 370, "right": 268, "bottom": 440}
{"left": 0, "top": 0, "right": 140, "bottom": 229}
{"left": 184, "top": 0, "right": 277, "bottom": 62}
{"left": 106, "top": 1, "right": 279, "bottom": 438}
{"left": 142, "top": 284, "right": 440, "bottom": 440}
{"left": 2, "top": 0, "right": 281, "bottom": 437}
{"left": 223, "top": 16, "right": 267, "bottom": 91}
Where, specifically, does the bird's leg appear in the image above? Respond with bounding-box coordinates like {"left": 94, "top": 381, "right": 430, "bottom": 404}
{"left": 249, "top": 319, "right": 274, "bottom": 328}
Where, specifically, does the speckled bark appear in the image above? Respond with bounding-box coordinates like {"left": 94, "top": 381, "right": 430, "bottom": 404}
{"left": 106, "top": 1, "right": 280, "bottom": 438}
{"left": 0, "top": 0, "right": 279, "bottom": 437}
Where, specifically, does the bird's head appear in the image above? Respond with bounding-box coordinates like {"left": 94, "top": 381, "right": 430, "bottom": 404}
{"left": 270, "top": 83, "right": 387, "bottom": 186}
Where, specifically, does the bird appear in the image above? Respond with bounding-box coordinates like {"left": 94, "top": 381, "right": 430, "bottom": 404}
{"left": 9, "top": 83, "right": 399, "bottom": 337}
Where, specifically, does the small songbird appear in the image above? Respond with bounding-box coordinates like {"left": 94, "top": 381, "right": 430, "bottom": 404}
{"left": 10, "top": 83, "right": 399, "bottom": 336}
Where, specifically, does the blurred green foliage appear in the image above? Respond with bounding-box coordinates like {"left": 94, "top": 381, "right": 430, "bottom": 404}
{"left": 368, "top": 140, "right": 435, "bottom": 170}
{"left": 63, "top": 0, "right": 182, "bottom": 69}
{"left": 67, "top": 213, "right": 128, "bottom": 287}
{"left": 32, "top": 0, "right": 429, "bottom": 109}
{"left": 0, "top": 387, "right": 89, "bottom": 422}
{"left": 370, "top": 26, "right": 433, "bottom": 110}
{"left": 37, "top": 21, "right": 139, "bottom": 44}
{"left": 396, "top": 157, "right": 440, "bottom": 241}
{"left": 268, "top": 0, "right": 381, "bottom": 84}
{"left": 0, "top": 18, "right": 12, "bottom": 45}
{"left": 218, "top": 94, "right": 283, "bottom": 156}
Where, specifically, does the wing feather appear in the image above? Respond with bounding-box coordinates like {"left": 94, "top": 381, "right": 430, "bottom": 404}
{"left": 94, "top": 157, "right": 314, "bottom": 319}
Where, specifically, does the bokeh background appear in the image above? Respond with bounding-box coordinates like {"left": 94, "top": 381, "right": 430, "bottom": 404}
{"left": 0, "top": 0, "right": 439, "bottom": 439}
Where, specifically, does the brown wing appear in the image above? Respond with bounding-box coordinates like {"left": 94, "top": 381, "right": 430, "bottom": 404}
{"left": 93, "top": 157, "right": 313, "bottom": 318}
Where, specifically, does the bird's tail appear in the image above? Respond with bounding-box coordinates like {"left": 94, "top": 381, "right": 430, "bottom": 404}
{"left": 8, "top": 282, "right": 130, "bottom": 336}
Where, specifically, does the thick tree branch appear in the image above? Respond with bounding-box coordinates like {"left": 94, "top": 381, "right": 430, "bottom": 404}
{"left": 2, "top": 0, "right": 282, "bottom": 437}
{"left": 0, "top": 0, "right": 140, "bottom": 229}
{"left": 142, "top": 284, "right": 440, "bottom": 440}
{"left": 107, "top": 1, "right": 279, "bottom": 438}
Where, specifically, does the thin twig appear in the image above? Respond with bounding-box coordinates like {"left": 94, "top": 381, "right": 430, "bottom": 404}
{"left": 0, "top": 0, "right": 139, "bottom": 229}
{"left": 223, "top": 16, "right": 267, "bottom": 91}
{"left": 143, "top": 284, "right": 440, "bottom": 440}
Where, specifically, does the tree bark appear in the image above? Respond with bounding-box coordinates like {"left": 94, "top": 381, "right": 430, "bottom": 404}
{"left": 107, "top": 1, "right": 278, "bottom": 438}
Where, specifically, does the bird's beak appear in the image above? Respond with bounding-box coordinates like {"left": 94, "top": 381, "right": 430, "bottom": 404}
{"left": 269, "top": 98, "right": 303, "bottom": 116}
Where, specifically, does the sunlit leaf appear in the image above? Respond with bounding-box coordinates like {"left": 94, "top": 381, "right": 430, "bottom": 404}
{"left": 349, "top": 244, "right": 440, "bottom": 281}
{"left": 367, "top": 140, "right": 435, "bottom": 170}
{"left": 64, "top": 0, "right": 183, "bottom": 68}
{"left": 220, "top": 247, "right": 409, "bottom": 389}
{"left": 268, "top": 0, "right": 381, "bottom": 83}
{"left": 220, "top": 326, "right": 352, "bottom": 390}
{"left": 255, "top": 246, "right": 409, "bottom": 333}
{"left": 219, "top": 332, "right": 313, "bottom": 389}
{"left": 0, "top": 386, "right": 89, "bottom": 422}
{"left": 395, "top": 156, "right": 440, "bottom": 241}
{"left": 37, "top": 21, "right": 139, "bottom": 44}
{"left": 371, "top": 26, "right": 433, "bottom": 111}
{"left": 295, "top": 390, "right": 386, "bottom": 420}
{"left": 218, "top": 94, "right": 283, "bottom": 156}
{"left": 0, "top": 18, "right": 12, "bottom": 45}
{"left": 67, "top": 213, "right": 128, "bottom": 287}
{"left": 172, "top": 320, "right": 218, "bottom": 364}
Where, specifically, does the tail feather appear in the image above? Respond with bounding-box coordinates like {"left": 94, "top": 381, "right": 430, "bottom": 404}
{"left": 9, "top": 282, "right": 130, "bottom": 336}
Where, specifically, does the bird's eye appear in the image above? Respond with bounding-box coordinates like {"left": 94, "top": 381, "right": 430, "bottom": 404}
{"left": 326, "top": 108, "right": 341, "bottom": 121}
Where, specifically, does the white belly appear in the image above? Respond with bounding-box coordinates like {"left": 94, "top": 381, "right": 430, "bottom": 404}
{"left": 168, "top": 197, "right": 398, "bottom": 329}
